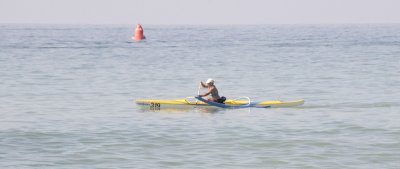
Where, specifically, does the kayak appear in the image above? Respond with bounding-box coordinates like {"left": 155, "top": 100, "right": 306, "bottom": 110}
{"left": 136, "top": 97, "right": 304, "bottom": 110}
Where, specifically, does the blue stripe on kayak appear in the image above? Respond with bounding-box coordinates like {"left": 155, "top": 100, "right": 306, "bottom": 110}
{"left": 195, "top": 96, "right": 270, "bottom": 109}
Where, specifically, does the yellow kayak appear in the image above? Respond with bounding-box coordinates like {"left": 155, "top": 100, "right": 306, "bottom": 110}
{"left": 136, "top": 97, "right": 304, "bottom": 110}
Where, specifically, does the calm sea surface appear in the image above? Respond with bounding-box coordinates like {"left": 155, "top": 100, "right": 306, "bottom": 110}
{"left": 0, "top": 24, "right": 399, "bottom": 168}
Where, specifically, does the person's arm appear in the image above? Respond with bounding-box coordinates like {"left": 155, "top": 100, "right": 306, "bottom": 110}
{"left": 199, "top": 87, "right": 213, "bottom": 97}
{"left": 200, "top": 81, "right": 207, "bottom": 88}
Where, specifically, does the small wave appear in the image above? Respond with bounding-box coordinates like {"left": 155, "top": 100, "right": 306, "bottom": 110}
{"left": 297, "top": 102, "right": 399, "bottom": 109}
{"left": 337, "top": 102, "right": 399, "bottom": 109}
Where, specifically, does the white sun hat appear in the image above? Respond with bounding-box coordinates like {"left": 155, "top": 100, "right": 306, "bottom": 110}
{"left": 206, "top": 78, "right": 214, "bottom": 84}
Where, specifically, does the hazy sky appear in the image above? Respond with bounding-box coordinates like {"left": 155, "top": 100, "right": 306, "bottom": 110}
{"left": 1, "top": 0, "right": 399, "bottom": 24}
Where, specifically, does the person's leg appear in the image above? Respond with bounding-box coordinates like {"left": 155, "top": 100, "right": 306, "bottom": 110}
{"left": 207, "top": 98, "right": 217, "bottom": 102}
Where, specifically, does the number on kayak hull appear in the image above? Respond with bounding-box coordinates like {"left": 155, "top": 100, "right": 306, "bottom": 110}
{"left": 150, "top": 102, "right": 161, "bottom": 110}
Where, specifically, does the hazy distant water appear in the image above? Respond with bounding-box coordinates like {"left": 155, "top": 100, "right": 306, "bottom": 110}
{"left": 1, "top": 24, "right": 399, "bottom": 169}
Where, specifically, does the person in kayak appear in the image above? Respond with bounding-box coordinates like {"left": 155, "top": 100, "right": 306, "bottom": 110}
{"left": 199, "top": 78, "right": 226, "bottom": 103}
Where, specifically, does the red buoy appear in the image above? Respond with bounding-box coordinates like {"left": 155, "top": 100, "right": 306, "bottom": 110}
{"left": 133, "top": 24, "right": 145, "bottom": 41}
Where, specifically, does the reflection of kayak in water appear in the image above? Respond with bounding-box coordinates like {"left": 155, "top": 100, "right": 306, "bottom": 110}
{"left": 135, "top": 97, "right": 305, "bottom": 110}
{"left": 137, "top": 105, "right": 221, "bottom": 113}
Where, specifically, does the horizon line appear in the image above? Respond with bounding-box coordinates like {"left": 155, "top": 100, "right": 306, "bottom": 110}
{"left": 1, "top": 22, "right": 400, "bottom": 26}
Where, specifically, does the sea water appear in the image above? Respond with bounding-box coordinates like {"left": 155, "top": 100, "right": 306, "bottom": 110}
{"left": 0, "top": 24, "right": 399, "bottom": 168}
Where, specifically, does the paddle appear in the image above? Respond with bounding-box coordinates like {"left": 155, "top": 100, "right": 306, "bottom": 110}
{"left": 197, "top": 82, "right": 201, "bottom": 96}
{"left": 195, "top": 82, "right": 202, "bottom": 104}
